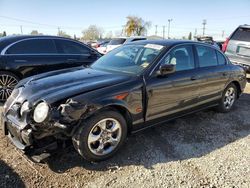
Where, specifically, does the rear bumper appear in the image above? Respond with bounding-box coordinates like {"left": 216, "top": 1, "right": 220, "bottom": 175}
{"left": 230, "top": 60, "right": 250, "bottom": 73}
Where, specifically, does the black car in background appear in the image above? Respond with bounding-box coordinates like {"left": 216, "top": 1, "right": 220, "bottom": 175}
{"left": 2, "top": 40, "right": 246, "bottom": 162}
{"left": 0, "top": 35, "right": 101, "bottom": 101}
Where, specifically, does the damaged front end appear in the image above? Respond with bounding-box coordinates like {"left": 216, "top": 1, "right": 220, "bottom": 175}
{"left": 2, "top": 89, "right": 92, "bottom": 162}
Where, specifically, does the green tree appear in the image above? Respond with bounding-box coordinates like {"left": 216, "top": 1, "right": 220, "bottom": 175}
{"left": 82, "top": 25, "right": 103, "bottom": 40}
{"left": 58, "top": 30, "right": 71, "bottom": 38}
{"left": 188, "top": 32, "right": 192, "bottom": 40}
{"left": 125, "top": 16, "right": 151, "bottom": 36}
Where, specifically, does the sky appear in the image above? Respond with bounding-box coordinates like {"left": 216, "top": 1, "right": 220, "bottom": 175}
{"left": 0, "top": 0, "right": 250, "bottom": 39}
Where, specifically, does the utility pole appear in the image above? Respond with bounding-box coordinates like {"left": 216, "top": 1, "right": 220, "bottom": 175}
{"left": 167, "top": 19, "right": 173, "bottom": 39}
{"left": 20, "top": 25, "right": 23, "bottom": 34}
{"left": 222, "top": 30, "right": 225, "bottom": 38}
{"left": 155, "top": 25, "right": 158, "bottom": 36}
{"left": 163, "top": 26, "right": 166, "bottom": 39}
{"left": 194, "top": 28, "right": 197, "bottom": 38}
{"left": 202, "top": 19, "right": 207, "bottom": 36}
{"left": 57, "top": 27, "right": 60, "bottom": 35}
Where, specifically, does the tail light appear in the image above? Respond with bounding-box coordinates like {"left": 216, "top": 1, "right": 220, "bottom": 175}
{"left": 95, "top": 44, "right": 100, "bottom": 48}
{"left": 222, "top": 38, "right": 229, "bottom": 52}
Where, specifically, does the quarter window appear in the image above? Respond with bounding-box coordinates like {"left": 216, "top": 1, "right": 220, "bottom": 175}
{"left": 196, "top": 45, "right": 217, "bottom": 67}
{"left": 6, "top": 39, "right": 56, "bottom": 54}
{"left": 55, "top": 40, "right": 90, "bottom": 54}
{"left": 162, "top": 45, "right": 195, "bottom": 71}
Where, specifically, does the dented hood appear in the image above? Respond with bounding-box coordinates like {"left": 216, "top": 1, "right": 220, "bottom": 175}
{"left": 17, "top": 67, "right": 132, "bottom": 104}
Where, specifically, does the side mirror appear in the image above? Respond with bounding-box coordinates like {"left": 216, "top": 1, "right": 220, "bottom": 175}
{"left": 157, "top": 64, "right": 176, "bottom": 76}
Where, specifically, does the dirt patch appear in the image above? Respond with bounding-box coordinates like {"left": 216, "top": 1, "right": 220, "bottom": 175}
{"left": 0, "top": 84, "right": 250, "bottom": 187}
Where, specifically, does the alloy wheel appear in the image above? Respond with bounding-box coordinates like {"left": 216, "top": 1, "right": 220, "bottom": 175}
{"left": 224, "top": 87, "right": 236, "bottom": 109}
{"left": 87, "top": 118, "right": 122, "bottom": 156}
{"left": 0, "top": 74, "right": 18, "bottom": 101}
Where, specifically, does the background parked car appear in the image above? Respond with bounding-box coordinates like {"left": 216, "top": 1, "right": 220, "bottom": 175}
{"left": 195, "top": 36, "right": 220, "bottom": 50}
{"left": 106, "top": 36, "right": 147, "bottom": 53}
{"left": 0, "top": 35, "right": 101, "bottom": 101}
{"left": 96, "top": 40, "right": 110, "bottom": 54}
{"left": 223, "top": 24, "right": 250, "bottom": 73}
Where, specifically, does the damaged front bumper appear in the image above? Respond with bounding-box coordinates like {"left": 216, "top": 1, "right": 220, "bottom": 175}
{"left": 2, "top": 114, "right": 61, "bottom": 162}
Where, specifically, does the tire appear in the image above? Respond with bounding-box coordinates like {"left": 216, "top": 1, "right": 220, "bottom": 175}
{"left": 0, "top": 71, "right": 20, "bottom": 102}
{"left": 217, "top": 83, "right": 237, "bottom": 113}
{"left": 72, "top": 110, "right": 127, "bottom": 162}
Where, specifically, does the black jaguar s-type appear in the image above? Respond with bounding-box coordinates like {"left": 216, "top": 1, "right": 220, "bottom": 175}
{"left": 2, "top": 40, "right": 246, "bottom": 162}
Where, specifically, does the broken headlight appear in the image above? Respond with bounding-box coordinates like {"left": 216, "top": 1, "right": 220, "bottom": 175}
{"left": 33, "top": 102, "right": 49, "bottom": 123}
{"left": 20, "top": 101, "right": 29, "bottom": 116}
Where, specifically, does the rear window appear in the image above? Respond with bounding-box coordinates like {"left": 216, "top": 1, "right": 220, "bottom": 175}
{"left": 131, "top": 38, "right": 146, "bottom": 42}
{"left": 231, "top": 27, "right": 250, "bottom": 42}
{"left": 109, "top": 39, "right": 126, "bottom": 45}
{"left": 6, "top": 39, "right": 56, "bottom": 54}
{"left": 55, "top": 39, "right": 90, "bottom": 54}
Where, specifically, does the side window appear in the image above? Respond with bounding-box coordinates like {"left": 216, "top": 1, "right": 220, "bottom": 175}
{"left": 196, "top": 45, "right": 217, "bottom": 67}
{"left": 55, "top": 40, "right": 90, "bottom": 54}
{"left": 6, "top": 39, "right": 56, "bottom": 54}
{"left": 217, "top": 51, "right": 226, "bottom": 65}
{"left": 162, "top": 45, "right": 195, "bottom": 71}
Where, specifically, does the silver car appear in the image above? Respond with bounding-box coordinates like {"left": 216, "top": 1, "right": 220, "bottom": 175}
{"left": 223, "top": 25, "right": 250, "bottom": 73}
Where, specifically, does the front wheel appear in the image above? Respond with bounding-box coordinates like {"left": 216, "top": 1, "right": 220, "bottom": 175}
{"left": 217, "top": 83, "right": 237, "bottom": 113}
{"left": 72, "top": 110, "right": 127, "bottom": 162}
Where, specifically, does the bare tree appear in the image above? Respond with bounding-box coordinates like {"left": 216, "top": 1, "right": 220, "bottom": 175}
{"left": 58, "top": 30, "right": 71, "bottom": 38}
{"left": 82, "top": 25, "right": 103, "bottom": 40}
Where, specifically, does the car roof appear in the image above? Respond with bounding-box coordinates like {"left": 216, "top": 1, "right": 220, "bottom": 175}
{"left": 125, "top": 39, "right": 195, "bottom": 47}
{"left": 0, "top": 35, "right": 83, "bottom": 52}
{"left": 239, "top": 24, "right": 250, "bottom": 29}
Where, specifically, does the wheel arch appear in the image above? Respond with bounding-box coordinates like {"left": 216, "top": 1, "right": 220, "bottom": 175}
{"left": 230, "top": 81, "right": 242, "bottom": 98}
{"left": 0, "top": 69, "right": 23, "bottom": 80}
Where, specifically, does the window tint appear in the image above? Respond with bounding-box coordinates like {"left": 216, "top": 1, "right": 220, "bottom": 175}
{"left": 162, "top": 45, "right": 195, "bottom": 71}
{"left": 130, "top": 38, "right": 146, "bottom": 42}
{"left": 6, "top": 39, "right": 56, "bottom": 54}
{"left": 55, "top": 40, "right": 90, "bottom": 54}
{"left": 196, "top": 45, "right": 217, "bottom": 67}
{"left": 217, "top": 51, "right": 226, "bottom": 65}
{"left": 109, "top": 39, "right": 126, "bottom": 45}
{"left": 231, "top": 27, "right": 250, "bottom": 42}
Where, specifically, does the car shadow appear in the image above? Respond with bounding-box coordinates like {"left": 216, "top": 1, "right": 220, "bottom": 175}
{"left": 46, "top": 92, "right": 250, "bottom": 173}
{"left": 0, "top": 160, "right": 26, "bottom": 188}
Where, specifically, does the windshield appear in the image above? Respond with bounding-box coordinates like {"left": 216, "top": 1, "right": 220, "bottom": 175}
{"left": 91, "top": 44, "right": 165, "bottom": 75}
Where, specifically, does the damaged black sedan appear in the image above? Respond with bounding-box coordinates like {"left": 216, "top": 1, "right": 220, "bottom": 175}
{"left": 2, "top": 40, "right": 246, "bottom": 162}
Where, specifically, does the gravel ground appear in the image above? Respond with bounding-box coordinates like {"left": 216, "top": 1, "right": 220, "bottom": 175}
{"left": 0, "top": 82, "right": 250, "bottom": 188}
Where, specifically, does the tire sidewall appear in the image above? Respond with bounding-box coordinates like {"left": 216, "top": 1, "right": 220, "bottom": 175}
{"left": 73, "top": 110, "right": 127, "bottom": 162}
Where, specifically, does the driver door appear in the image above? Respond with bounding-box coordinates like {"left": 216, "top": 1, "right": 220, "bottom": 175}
{"left": 145, "top": 44, "right": 200, "bottom": 121}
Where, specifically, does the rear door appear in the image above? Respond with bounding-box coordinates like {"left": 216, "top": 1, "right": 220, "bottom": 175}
{"left": 194, "top": 45, "right": 230, "bottom": 104}
{"left": 226, "top": 27, "right": 250, "bottom": 66}
{"left": 54, "top": 39, "right": 99, "bottom": 67}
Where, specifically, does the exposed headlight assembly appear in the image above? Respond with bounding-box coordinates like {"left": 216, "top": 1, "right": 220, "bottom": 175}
{"left": 20, "top": 101, "right": 29, "bottom": 116}
{"left": 33, "top": 102, "right": 49, "bottom": 123}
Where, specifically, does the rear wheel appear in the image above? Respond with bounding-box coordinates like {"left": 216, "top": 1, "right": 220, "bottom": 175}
{"left": 217, "top": 83, "right": 237, "bottom": 113}
{"left": 72, "top": 110, "right": 127, "bottom": 162}
{"left": 0, "top": 71, "right": 20, "bottom": 101}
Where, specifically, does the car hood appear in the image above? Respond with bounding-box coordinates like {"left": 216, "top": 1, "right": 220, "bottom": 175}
{"left": 16, "top": 67, "right": 132, "bottom": 104}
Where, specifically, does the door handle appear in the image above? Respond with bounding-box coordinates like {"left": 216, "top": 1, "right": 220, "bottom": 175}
{"left": 191, "top": 76, "right": 199, "bottom": 80}
{"left": 15, "top": 60, "right": 27, "bottom": 63}
{"left": 67, "top": 59, "right": 77, "bottom": 62}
